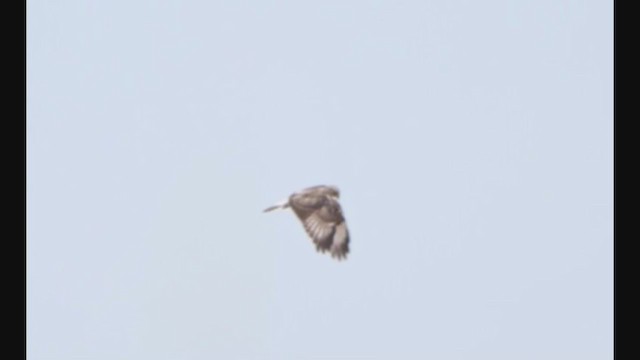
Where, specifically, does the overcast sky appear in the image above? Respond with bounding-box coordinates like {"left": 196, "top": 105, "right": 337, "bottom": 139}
{"left": 28, "top": 1, "right": 612, "bottom": 359}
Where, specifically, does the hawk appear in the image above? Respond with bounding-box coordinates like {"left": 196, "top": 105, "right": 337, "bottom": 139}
{"left": 264, "top": 185, "right": 350, "bottom": 260}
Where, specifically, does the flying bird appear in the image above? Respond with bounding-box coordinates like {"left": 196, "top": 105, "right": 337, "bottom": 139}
{"left": 264, "top": 185, "right": 350, "bottom": 260}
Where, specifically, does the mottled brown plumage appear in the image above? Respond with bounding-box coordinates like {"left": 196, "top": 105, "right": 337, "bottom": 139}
{"left": 264, "top": 185, "right": 350, "bottom": 260}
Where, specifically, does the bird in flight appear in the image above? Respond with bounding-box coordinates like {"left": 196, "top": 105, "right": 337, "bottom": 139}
{"left": 263, "top": 185, "right": 350, "bottom": 260}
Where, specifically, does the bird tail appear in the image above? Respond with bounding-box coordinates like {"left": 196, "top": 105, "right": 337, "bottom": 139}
{"left": 263, "top": 199, "right": 289, "bottom": 213}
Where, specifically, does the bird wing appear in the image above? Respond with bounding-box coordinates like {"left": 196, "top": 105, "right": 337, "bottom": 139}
{"left": 301, "top": 211, "right": 337, "bottom": 253}
{"left": 289, "top": 191, "right": 350, "bottom": 260}
{"left": 316, "top": 198, "right": 349, "bottom": 259}
{"left": 329, "top": 221, "right": 349, "bottom": 260}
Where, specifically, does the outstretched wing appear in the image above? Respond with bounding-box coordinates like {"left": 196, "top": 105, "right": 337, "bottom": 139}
{"left": 301, "top": 211, "right": 337, "bottom": 254}
{"left": 290, "top": 194, "right": 350, "bottom": 260}
{"left": 289, "top": 192, "right": 333, "bottom": 250}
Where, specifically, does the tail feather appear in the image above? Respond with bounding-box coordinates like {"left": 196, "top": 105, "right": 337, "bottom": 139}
{"left": 263, "top": 200, "right": 289, "bottom": 213}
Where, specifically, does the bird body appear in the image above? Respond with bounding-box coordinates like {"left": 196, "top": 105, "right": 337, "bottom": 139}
{"left": 264, "top": 185, "right": 350, "bottom": 260}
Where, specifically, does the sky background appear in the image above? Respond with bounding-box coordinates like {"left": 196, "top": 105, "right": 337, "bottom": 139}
{"left": 27, "top": 1, "right": 613, "bottom": 359}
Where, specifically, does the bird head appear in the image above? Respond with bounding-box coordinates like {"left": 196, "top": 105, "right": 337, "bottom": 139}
{"left": 326, "top": 185, "right": 340, "bottom": 199}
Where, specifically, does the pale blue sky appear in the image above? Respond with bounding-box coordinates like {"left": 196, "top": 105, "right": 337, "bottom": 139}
{"left": 27, "top": 1, "right": 612, "bottom": 359}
